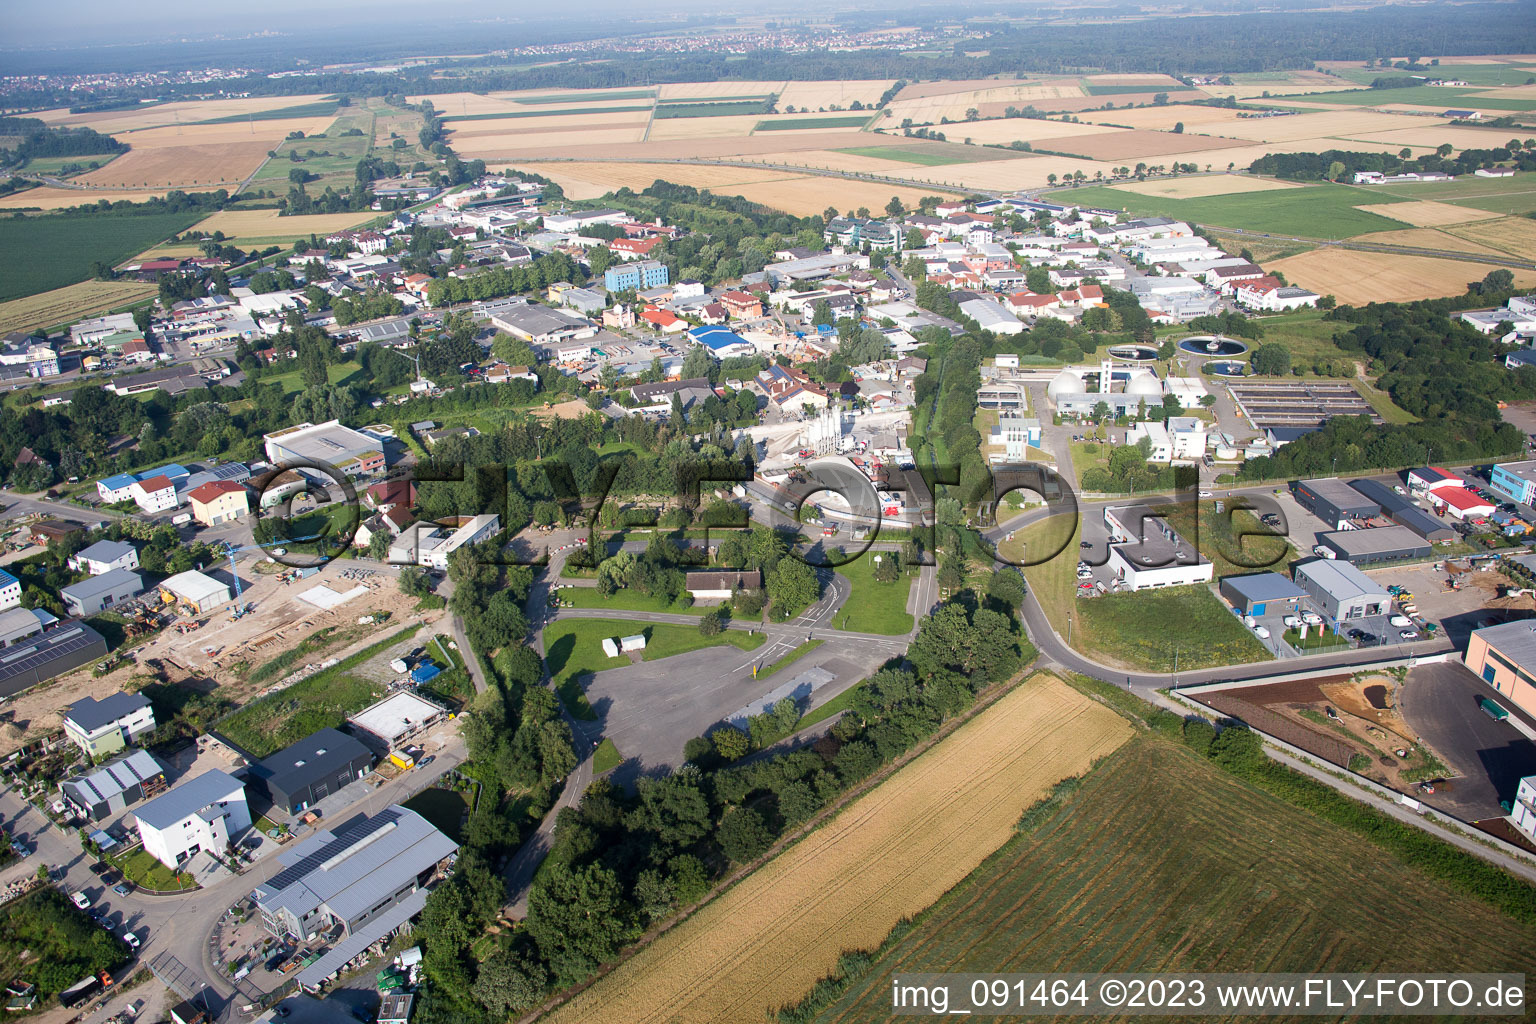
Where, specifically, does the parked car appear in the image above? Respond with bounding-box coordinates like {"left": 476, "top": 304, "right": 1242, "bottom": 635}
{"left": 1301, "top": 612, "right": 1323, "bottom": 626}
{"left": 418, "top": 755, "right": 435, "bottom": 768}
{"left": 1389, "top": 614, "right": 1412, "bottom": 627}
{"left": 122, "top": 930, "right": 140, "bottom": 950}
{"left": 70, "top": 891, "right": 91, "bottom": 910}
{"left": 1393, "top": 485, "right": 1406, "bottom": 495}
{"left": 1400, "top": 629, "right": 1420, "bottom": 640}
{"left": 112, "top": 883, "right": 133, "bottom": 897}
{"left": 1253, "top": 625, "right": 1271, "bottom": 640}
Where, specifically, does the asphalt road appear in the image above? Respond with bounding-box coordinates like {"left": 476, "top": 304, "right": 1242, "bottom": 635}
{"left": 1399, "top": 661, "right": 1536, "bottom": 819}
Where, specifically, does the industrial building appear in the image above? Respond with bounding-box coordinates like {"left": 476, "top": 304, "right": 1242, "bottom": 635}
{"left": 159, "top": 570, "right": 232, "bottom": 614}
{"left": 63, "top": 690, "right": 154, "bottom": 758}
{"left": 1346, "top": 479, "right": 1458, "bottom": 543}
{"left": 347, "top": 691, "right": 448, "bottom": 753}
{"left": 262, "top": 420, "right": 386, "bottom": 480}
{"left": 1293, "top": 559, "right": 1391, "bottom": 622}
{"left": 1490, "top": 460, "right": 1536, "bottom": 506}
{"left": 387, "top": 514, "right": 500, "bottom": 570}
{"left": 61, "top": 567, "right": 145, "bottom": 617}
{"left": 1218, "top": 573, "right": 1307, "bottom": 617}
{"left": 0, "top": 607, "right": 47, "bottom": 649}
{"left": 1103, "top": 505, "right": 1213, "bottom": 591}
{"left": 247, "top": 728, "right": 374, "bottom": 815}
{"left": 1314, "top": 526, "right": 1432, "bottom": 565}
{"left": 60, "top": 749, "right": 167, "bottom": 822}
{"left": 1293, "top": 478, "right": 1379, "bottom": 531}
{"left": 1466, "top": 620, "right": 1536, "bottom": 719}
{"left": 0, "top": 622, "right": 108, "bottom": 700}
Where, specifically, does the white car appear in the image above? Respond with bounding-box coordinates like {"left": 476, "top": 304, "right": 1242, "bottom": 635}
{"left": 1389, "top": 614, "right": 1412, "bottom": 628}
{"left": 70, "top": 891, "right": 91, "bottom": 910}
{"left": 1254, "top": 625, "right": 1271, "bottom": 639}
{"left": 122, "top": 929, "right": 140, "bottom": 950}
{"left": 1199, "top": 490, "right": 1213, "bottom": 498}
{"left": 1400, "top": 629, "right": 1420, "bottom": 640}
{"left": 1393, "top": 485, "right": 1407, "bottom": 495}
{"left": 1076, "top": 569, "right": 1094, "bottom": 580}
{"left": 1301, "top": 612, "right": 1323, "bottom": 626}
{"left": 1282, "top": 614, "right": 1300, "bottom": 629}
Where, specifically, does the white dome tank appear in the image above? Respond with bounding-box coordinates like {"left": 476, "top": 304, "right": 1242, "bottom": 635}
{"left": 1125, "top": 371, "right": 1163, "bottom": 397}
{"left": 1047, "top": 368, "right": 1083, "bottom": 399}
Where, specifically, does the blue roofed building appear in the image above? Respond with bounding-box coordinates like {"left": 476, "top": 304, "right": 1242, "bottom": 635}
{"left": 687, "top": 325, "right": 756, "bottom": 359}
{"left": 96, "top": 463, "right": 191, "bottom": 504}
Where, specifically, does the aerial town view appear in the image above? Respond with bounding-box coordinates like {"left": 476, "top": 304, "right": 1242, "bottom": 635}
{"left": 6, "top": 0, "right": 1536, "bottom": 1021}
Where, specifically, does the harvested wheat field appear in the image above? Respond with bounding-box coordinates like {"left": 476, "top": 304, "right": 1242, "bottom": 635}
{"left": 1113, "top": 173, "right": 1302, "bottom": 198}
{"left": 0, "top": 186, "right": 173, "bottom": 210}
{"left": 0, "top": 279, "right": 155, "bottom": 334}
{"left": 506, "top": 132, "right": 881, "bottom": 162}
{"left": 892, "top": 154, "right": 1124, "bottom": 191}
{"left": 36, "top": 94, "right": 334, "bottom": 132}
{"left": 1083, "top": 73, "right": 1186, "bottom": 87}
{"left": 528, "top": 162, "right": 805, "bottom": 200}
{"left": 452, "top": 127, "right": 648, "bottom": 160}
{"left": 886, "top": 81, "right": 1086, "bottom": 125}
{"left": 921, "top": 117, "right": 1122, "bottom": 147}
{"left": 1268, "top": 248, "right": 1536, "bottom": 304}
{"left": 542, "top": 673, "right": 1132, "bottom": 1024}
{"left": 726, "top": 176, "right": 937, "bottom": 217}
{"left": 1351, "top": 227, "right": 1507, "bottom": 256}
{"left": 647, "top": 115, "right": 764, "bottom": 141}
{"left": 447, "top": 109, "right": 651, "bottom": 134}
{"left": 186, "top": 209, "right": 379, "bottom": 242}
{"left": 1202, "top": 82, "right": 1363, "bottom": 101}
{"left": 1087, "top": 104, "right": 1250, "bottom": 132}
{"left": 1216, "top": 110, "right": 1449, "bottom": 144}
{"left": 1033, "top": 128, "right": 1251, "bottom": 161}
{"left": 777, "top": 80, "right": 897, "bottom": 110}
{"left": 75, "top": 118, "right": 338, "bottom": 188}
{"left": 658, "top": 80, "right": 784, "bottom": 100}
{"left": 894, "top": 78, "right": 1039, "bottom": 100}
{"left": 1354, "top": 200, "right": 1503, "bottom": 227}
{"left": 1441, "top": 216, "right": 1536, "bottom": 260}
{"left": 1338, "top": 125, "right": 1523, "bottom": 151}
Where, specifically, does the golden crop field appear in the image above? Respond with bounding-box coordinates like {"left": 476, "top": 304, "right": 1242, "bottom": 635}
{"left": 1201, "top": 82, "right": 1362, "bottom": 100}
{"left": 542, "top": 673, "right": 1132, "bottom": 1024}
{"left": 658, "top": 80, "right": 785, "bottom": 100}
{"left": 35, "top": 94, "right": 334, "bottom": 132}
{"left": 0, "top": 279, "right": 155, "bottom": 334}
{"left": 889, "top": 154, "right": 1125, "bottom": 190}
{"left": 1214, "top": 110, "right": 1449, "bottom": 143}
{"left": 1034, "top": 128, "right": 1251, "bottom": 162}
{"left": 1112, "top": 173, "right": 1302, "bottom": 198}
{"left": 1082, "top": 73, "right": 1186, "bottom": 86}
{"left": 1086, "top": 104, "right": 1251, "bottom": 132}
{"left": 502, "top": 131, "right": 881, "bottom": 162}
{"left": 1338, "top": 125, "right": 1525, "bottom": 150}
{"left": 725, "top": 176, "right": 938, "bottom": 217}
{"left": 452, "top": 127, "right": 647, "bottom": 160}
{"left": 923, "top": 117, "right": 1122, "bottom": 147}
{"left": 74, "top": 117, "right": 338, "bottom": 189}
{"left": 886, "top": 81, "right": 1085, "bottom": 125}
{"left": 646, "top": 115, "right": 765, "bottom": 141}
{"left": 1350, "top": 226, "right": 1506, "bottom": 256}
{"left": 1441, "top": 216, "right": 1536, "bottom": 260}
{"left": 895, "top": 78, "right": 1060, "bottom": 100}
{"left": 1268, "top": 248, "right": 1536, "bottom": 303}
{"left": 185, "top": 209, "right": 379, "bottom": 241}
{"left": 448, "top": 109, "right": 650, "bottom": 134}
{"left": 1354, "top": 199, "right": 1503, "bottom": 227}
{"left": 777, "top": 80, "right": 897, "bottom": 110}
{"left": 0, "top": 187, "right": 173, "bottom": 210}
{"left": 530, "top": 162, "right": 806, "bottom": 200}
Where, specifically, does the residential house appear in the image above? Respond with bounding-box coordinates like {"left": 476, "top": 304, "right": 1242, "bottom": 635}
{"left": 135, "top": 770, "right": 250, "bottom": 871}
{"left": 187, "top": 481, "right": 249, "bottom": 526}
{"left": 60, "top": 749, "right": 168, "bottom": 822}
{"left": 69, "top": 540, "right": 139, "bottom": 577}
{"left": 63, "top": 691, "right": 155, "bottom": 758}
{"left": 131, "top": 475, "right": 180, "bottom": 514}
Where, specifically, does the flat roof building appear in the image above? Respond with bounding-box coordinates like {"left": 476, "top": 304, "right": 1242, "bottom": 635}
{"left": 1103, "top": 505, "right": 1213, "bottom": 591}
{"left": 1218, "top": 573, "right": 1307, "bottom": 617}
{"left": 1294, "top": 478, "right": 1379, "bottom": 531}
{"left": 1467, "top": 619, "right": 1536, "bottom": 719}
{"left": 61, "top": 567, "right": 145, "bottom": 618}
{"left": 1315, "top": 525, "right": 1433, "bottom": 565}
{"left": 1293, "top": 558, "right": 1391, "bottom": 622}
{"left": 347, "top": 691, "right": 447, "bottom": 753}
{"left": 263, "top": 420, "right": 386, "bottom": 480}
{"left": 247, "top": 728, "right": 375, "bottom": 816}
{"left": 1347, "top": 479, "right": 1458, "bottom": 543}
{"left": 159, "top": 570, "right": 231, "bottom": 614}
{"left": 1491, "top": 460, "right": 1536, "bottom": 506}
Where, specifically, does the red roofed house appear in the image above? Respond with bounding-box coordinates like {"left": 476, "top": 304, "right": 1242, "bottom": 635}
{"left": 1008, "top": 292, "right": 1060, "bottom": 315}
{"left": 638, "top": 307, "right": 687, "bottom": 334}
{"left": 699, "top": 302, "right": 727, "bottom": 325}
{"left": 366, "top": 479, "right": 418, "bottom": 512}
{"left": 121, "top": 339, "right": 155, "bottom": 364}
{"left": 611, "top": 237, "right": 662, "bottom": 259}
{"left": 1431, "top": 486, "right": 1495, "bottom": 521}
{"left": 187, "top": 480, "right": 249, "bottom": 526}
{"left": 1057, "top": 285, "right": 1106, "bottom": 309}
{"left": 131, "top": 475, "right": 179, "bottom": 514}
{"left": 720, "top": 290, "right": 763, "bottom": 319}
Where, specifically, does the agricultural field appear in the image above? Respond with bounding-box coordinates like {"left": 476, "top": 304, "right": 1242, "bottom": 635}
{"left": 658, "top": 80, "right": 785, "bottom": 100}
{"left": 14, "top": 152, "right": 122, "bottom": 176}
{"left": 720, "top": 176, "right": 938, "bottom": 217}
{"left": 1087, "top": 103, "right": 1252, "bottom": 132}
{"left": 1051, "top": 182, "right": 1413, "bottom": 238}
{"left": 179, "top": 209, "right": 382, "bottom": 245}
{"left": 830, "top": 145, "right": 970, "bottom": 167}
{"left": 871, "top": 154, "right": 1124, "bottom": 191}
{"left": 0, "top": 278, "right": 154, "bottom": 334}
{"left": 1268, "top": 248, "right": 1536, "bottom": 304}
{"left": 1440, "top": 215, "right": 1536, "bottom": 260}
{"left": 647, "top": 115, "right": 765, "bottom": 142}
{"left": 250, "top": 111, "right": 375, "bottom": 187}
{"left": 777, "top": 80, "right": 897, "bottom": 110}
{"left": 523, "top": 162, "right": 807, "bottom": 201}
{"left": 0, "top": 209, "right": 206, "bottom": 301}
{"left": 1352, "top": 199, "right": 1502, "bottom": 227}
{"left": 34, "top": 93, "right": 336, "bottom": 132}
{"left": 1213, "top": 109, "right": 1450, "bottom": 144}
{"left": 1112, "top": 173, "right": 1302, "bottom": 198}
{"left": 542, "top": 672, "right": 1132, "bottom": 1024}
{"left": 754, "top": 115, "right": 873, "bottom": 131}
{"left": 807, "top": 736, "right": 1536, "bottom": 1023}
{"left": 905, "top": 116, "right": 1121, "bottom": 148}
{"left": 885, "top": 78, "right": 1087, "bottom": 125}
{"left": 73, "top": 116, "right": 339, "bottom": 189}
{"left": 656, "top": 101, "right": 772, "bottom": 119}
{"left": 1350, "top": 226, "right": 1506, "bottom": 257}
{"left": 0, "top": 186, "right": 176, "bottom": 210}
{"left": 1032, "top": 128, "right": 1250, "bottom": 161}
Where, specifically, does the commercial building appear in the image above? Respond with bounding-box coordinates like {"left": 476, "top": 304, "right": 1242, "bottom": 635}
{"left": 1407, "top": 466, "right": 1462, "bottom": 495}
{"left": 604, "top": 259, "right": 669, "bottom": 293}
{"left": 1219, "top": 573, "right": 1307, "bottom": 617}
{"left": 60, "top": 749, "right": 167, "bottom": 822}
{"left": 1293, "top": 478, "right": 1379, "bottom": 531}
{"left": 990, "top": 413, "right": 1042, "bottom": 460}
{"left": 0, "top": 569, "right": 21, "bottom": 612}
{"left": 824, "top": 216, "right": 900, "bottom": 252}
{"left": 69, "top": 540, "right": 139, "bottom": 576}
{"left": 0, "top": 607, "right": 46, "bottom": 648}
{"left": 247, "top": 728, "right": 374, "bottom": 815}
{"left": 263, "top": 420, "right": 386, "bottom": 480}
{"left": 685, "top": 570, "right": 763, "bottom": 601}
{"left": 63, "top": 691, "right": 155, "bottom": 758}
{"left": 96, "top": 464, "right": 191, "bottom": 505}
{"left": 135, "top": 769, "right": 250, "bottom": 871}
{"left": 131, "top": 475, "right": 179, "bottom": 514}
{"left": 388, "top": 514, "right": 500, "bottom": 570}
{"left": 1293, "top": 559, "right": 1391, "bottom": 622}
{"left": 1430, "top": 486, "right": 1495, "bottom": 521}
{"left": 1466, "top": 620, "right": 1536, "bottom": 718}
{"left": 254, "top": 804, "right": 457, "bottom": 944}
{"left": 61, "top": 567, "right": 145, "bottom": 617}
{"left": 1103, "top": 506, "right": 1213, "bottom": 591}
{"left": 491, "top": 305, "right": 597, "bottom": 346}
{"left": 159, "top": 570, "right": 232, "bottom": 614}
{"left": 186, "top": 480, "right": 249, "bottom": 526}
{"left": 958, "top": 297, "right": 1024, "bottom": 335}
{"left": 0, "top": 623, "right": 108, "bottom": 700}
{"left": 1314, "top": 526, "right": 1432, "bottom": 564}
{"left": 1513, "top": 775, "right": 1536, "bottom": 843}
{"left": 1346, "top": 479, "right": 1458, "bottom": 543}
{"left": 1490, "top": 460, "right": 1536, "bottom": 505}
{"left": 347, "top": 690, "right": 448, "bottom": 753}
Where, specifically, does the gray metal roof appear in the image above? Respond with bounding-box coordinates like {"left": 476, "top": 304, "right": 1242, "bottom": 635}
{"left": 61, "top": 567, "right": 144, "bottom": 603}
{"left": 0, "top": 623, "right": 106, "bottom": 692}
{"left": 1221, "top": 573, "right": 1306, "bottom": 602}
{"left": 1295, "top": 558, "right": 1389, "bottom": 602}
{"left": 133, "top": 769, "right": 244, "bottom": 830}
{"left": 253, "top": 805, "right": 456, "bottom": 925}
{"left": 1298, "top": 477, "right": 1379, "bottom": 514}
{"left": 1318, "top": 526, "right": 1431, "bottom": 558}
{"left": 64, "top": 689, "right": 150, "bottom": 733}
{"left": 62, "top": 749, "right": 165, "bottom": 806}
{"left": 250, "top": 728, "right": 371, "bottom": 797}
{"left": 75, "top": 540, "right": 137, "bottom": 564}
{"left": 1474, "top": 619, "right": 1536, "bottom": 674}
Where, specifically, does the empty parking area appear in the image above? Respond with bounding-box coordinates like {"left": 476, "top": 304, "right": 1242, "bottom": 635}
{"left": 1227, "top": 380, "right": 1381, "bottom": 430}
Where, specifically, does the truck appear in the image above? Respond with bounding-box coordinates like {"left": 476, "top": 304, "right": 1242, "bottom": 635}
{"left": 1481, "top": 697, "right": 1510, "bottom": 721}
{"left": 57, "top": 975, "right": 100, "bottom": 1009}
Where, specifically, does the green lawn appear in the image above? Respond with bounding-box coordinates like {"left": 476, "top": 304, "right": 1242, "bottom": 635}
{"left": 833, "top": 145, "right": 967, "bottom": 166}
{"left": 542, "top": 618, "right": 765, "bottom": 719}
{"left": 592, "top": 738, "right": 622, "bottom": 774}
{"left": 1044, "top": 182, "right": 1411, "bottom": 239}
{"left": 252, "top": 126, "right": 373, "bottom": 184}
{"left": 756, "top": 115, "right": 872, "bottom": 131}
{"left": 1289, "top": 84, "right": 1536, "bottom": 111}
{"left": 0, "top": 210, "right": 207, "bottom": 301}
{"left": 758, "top": 638, "right": 825, "bottom": 679}
{"left": 794, "top": 681, "right": 863, "bottom": 732}
{"left": 1286, "top": 628, "right": 1350, "bottom": 652}
{"left": 556, "top": 587, "right": 705, "bottom": 615}
{"left": 111, "top": 847, "right": 196, "bottom": 892}
{"left": 1334, "top": 65, "right": 1536, "bottom": 88}
{"left": 1076, "top": 586, "right": 1272, "bottom": 672}
{"left": 19, "top": 153, "right": 122, "bottom": 176}
{"left": 833, "top": 556, "right": 915, "bottom": 636}
{"left": 191, "top": 99, "right": 341, "bottom": 125}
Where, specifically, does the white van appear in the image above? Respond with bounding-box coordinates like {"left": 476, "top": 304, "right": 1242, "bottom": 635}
{"left": 171, "top": 513, "right": 193, "bottom": 526}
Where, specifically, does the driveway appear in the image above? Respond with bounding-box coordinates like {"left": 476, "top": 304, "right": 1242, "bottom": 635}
{"left": 1400, "top": 661, "right": 1536, "bottom": 819}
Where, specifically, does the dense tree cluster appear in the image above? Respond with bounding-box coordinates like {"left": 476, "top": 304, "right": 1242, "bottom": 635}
{"left": 1249, "top": 144, "right": 1536, "bottom": 181}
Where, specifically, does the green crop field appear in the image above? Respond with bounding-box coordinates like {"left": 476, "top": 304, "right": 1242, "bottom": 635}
{"left": 1335, "top": 65, "right": 1536, "bottom": 88}
{"left": 1047, "top": 182, "right": 1410, "bottom": 239}
{"left": 18, "top": 152, "right": 122, "bottom": 175}
{"left": 1082, "top": 82, "right": 1178, "bottom": 95}
{"left": 834, "top": 145, "right": 967, "bottom": 166}
{"left": 655, "top": 101, "right": 771, "bottom": 119}
{"left": 809, "top": 736, "right": 1536, "bottom": 1023}
{"left": 441, "top": 105, "right": 653, "bottom": 122}
{"left": 0, "top": 210, "right": 206, "bottom": 302}
{"left": 756, "top": 115, "right": 873, "bottom": 131}
{"left": 189, "top": 99, "right": 342, "bottom": 125}
{"left": 833, "top": 556, "right": 914, "bottom": 635}
{"left": 1293, "top": 84, "right": 1536, "bottom": 110}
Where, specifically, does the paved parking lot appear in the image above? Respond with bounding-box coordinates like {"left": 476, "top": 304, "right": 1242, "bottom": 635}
{"left": 1400, "top": 661, "right": 1536, "bottom": 819}
{"left": 1365, "top": 561, "right": 1503, "bottom": 649}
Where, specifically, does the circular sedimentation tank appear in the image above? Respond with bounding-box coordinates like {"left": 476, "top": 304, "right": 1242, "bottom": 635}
{"left": 1178, "top": 335, "right": 1248, "bottom": 357}
{"left": 1204, "top": 360, "right": 1247, "bottom": 377}
{"left": 1105, "top": 344, "right": 1158, "bottom": 363}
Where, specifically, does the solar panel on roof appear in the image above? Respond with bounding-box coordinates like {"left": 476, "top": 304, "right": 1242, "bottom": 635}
{"left": 264, "top": 808, "right": 403, "bottom": 895}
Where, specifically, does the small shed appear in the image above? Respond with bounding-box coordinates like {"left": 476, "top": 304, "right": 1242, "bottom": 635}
{"left": 601, "top": 637, "right": 620, "bottom": 658}
{"left": 620, "top": 634, "right": 646, "bottom": 653}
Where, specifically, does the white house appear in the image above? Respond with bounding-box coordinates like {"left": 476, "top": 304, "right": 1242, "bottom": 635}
{"left": 1103, "top": 505, "right": 1213, "bottom": 591}
{"left": 1513, "top": 775, "right": 1536, "bottom": 842}
{"left": 69, "top": 540, "right": 140, "bottom": 577}
{"left": 130, "top": 475, "right": 179, "bottom": 514}
{"left": 1127, "top": 417, "right": 1213, "bottom": 462}
{"left": 63, "top": 691, "right": 155, "bottom": 758}
{"left": 134, "top": 769, "right": 250, "bottom": 871}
